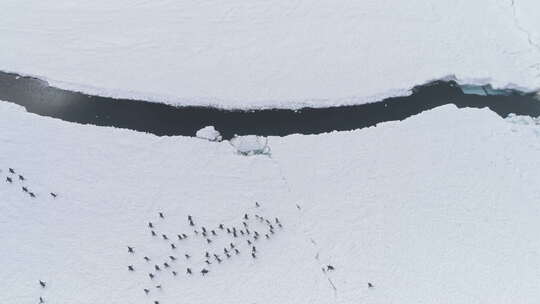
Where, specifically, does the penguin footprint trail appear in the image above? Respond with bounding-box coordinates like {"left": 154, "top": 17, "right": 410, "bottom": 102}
{"left": 126, "top": 203, "right": 284, "bottom": 302}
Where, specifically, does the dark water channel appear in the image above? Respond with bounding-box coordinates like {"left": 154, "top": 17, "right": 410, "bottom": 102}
{"left": 0, "top": 71, "right": 538, "bottom": 139}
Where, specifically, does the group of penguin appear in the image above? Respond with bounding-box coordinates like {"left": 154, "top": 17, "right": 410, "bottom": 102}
{"left": 127, "top": 202, "right": 284, "bottom": 303}
{"left": 3, "top": 167, "right": 58, "bottom": 199}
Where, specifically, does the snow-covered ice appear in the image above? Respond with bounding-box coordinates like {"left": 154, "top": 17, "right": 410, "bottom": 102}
{"left": 229, "top": 135, "right": 271, "bottom": 156}
{"left": 0, "top": 0, "right": 539, "bottom": 108}
{"left": 196, "top": 126, "right": 222, "bottom": 142}
{"left": 2, "top": 101, "right": 540, "bottom": 303}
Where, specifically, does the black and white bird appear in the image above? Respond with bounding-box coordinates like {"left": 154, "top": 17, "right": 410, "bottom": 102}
{"left": 127, "top": 246, "right": 134, "bottom": 253}
{"left": 128, "top": 265, "right": 134, "bottom": 271}
{"left": 39, "top": 280, "right": 46, "bottom": 288}
{"left": 159, "top": 212, "right": 164, "bottom": 219}
{"left": 50, "top": 192, "right": 57, "bottom": 198}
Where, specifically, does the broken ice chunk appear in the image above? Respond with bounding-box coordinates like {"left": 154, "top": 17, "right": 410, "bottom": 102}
{"left": 196, "top": 126, "right": 222, "bottom": 142}
{"left": 229, "top": 135, "right": 270, "bottom": 156}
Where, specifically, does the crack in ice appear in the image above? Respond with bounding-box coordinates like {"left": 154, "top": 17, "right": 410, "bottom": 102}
{"left": 509, "top": 0, "right": 540, "bottom": 73}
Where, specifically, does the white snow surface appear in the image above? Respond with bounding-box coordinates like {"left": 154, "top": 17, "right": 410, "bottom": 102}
{"left": 2, "top": 102, "right": 540, "bottom": 303}
{"left": 1, "top": 0, "right": 540, "bottom": 109}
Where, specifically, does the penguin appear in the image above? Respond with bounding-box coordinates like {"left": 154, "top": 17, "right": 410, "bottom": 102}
{"left": 127, "top": 246, "right": 134, "bottom": 253}
{"left": 159, "top": 212, "right": 164, "bottom": 219}
{"left": 39, "top": 280, "right": 46, "bottom": 288}
{"left": 128, "top": 265, "right": 134, "bottom": 271}
{"left": 144, "top": 256, "right": 151, "bottom": 262}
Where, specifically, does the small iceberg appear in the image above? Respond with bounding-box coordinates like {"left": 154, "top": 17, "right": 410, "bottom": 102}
{"left": 196, "top": 126, "right": 222, "bottom": 142}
